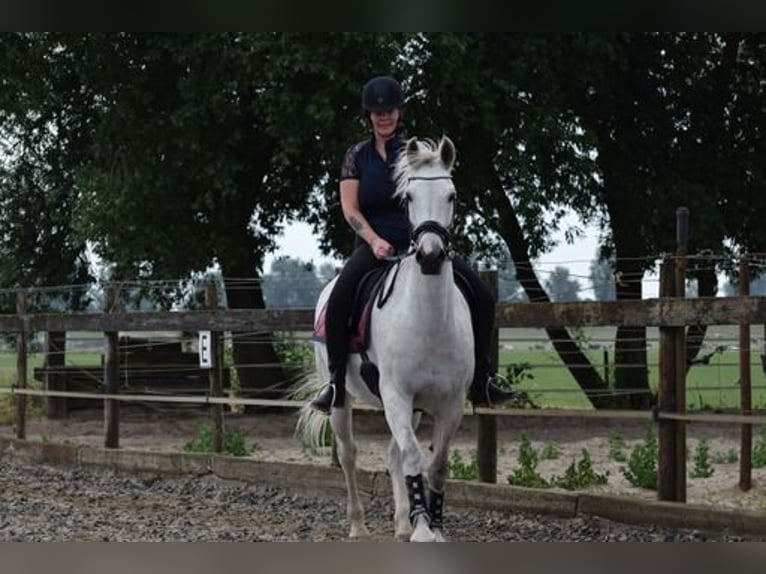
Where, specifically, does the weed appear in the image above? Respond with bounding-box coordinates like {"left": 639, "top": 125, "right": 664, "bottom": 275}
{"left": 449, "top": 449, "right": 478, "bottom": 481}
{"left": 184, "top": 424, "right": 251, "bottom": 457}
{"left": 608, "top": 432, "right": 627, "bottom": 462}
{"left": 540, "top": 441, "right": 560, "bottom": 460}
{"left": 712, "top": 448, "right": 738, "bottom": 465}
{"left": 753, "top": 427, "right": 766, "bottom": 469}
{"left": 551, "top": 449, "right": 609, "bottom": 490}
{"left": 690, "top": 439, "right": 714, "bottom": 478}
{"left": 621, "top": 426, "right": 658, "bottom": 490}
{"left": 507, "top": 434, "right": 549, "bottom": 488}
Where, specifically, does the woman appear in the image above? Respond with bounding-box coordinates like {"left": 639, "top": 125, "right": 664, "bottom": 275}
{"left": 310, "top": 75, "right": 515, "bottom": 414}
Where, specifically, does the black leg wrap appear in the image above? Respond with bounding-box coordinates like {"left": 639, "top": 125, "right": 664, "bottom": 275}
{"left": 428, "top": 489, "right": 444, "bottom": 531}
{"left": 405, "top": 474, "right": 430, "bottom": 526}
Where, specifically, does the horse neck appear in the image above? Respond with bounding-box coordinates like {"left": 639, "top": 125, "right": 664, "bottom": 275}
{"left": 398, "top": 258, "right": 456, "bottom": 327}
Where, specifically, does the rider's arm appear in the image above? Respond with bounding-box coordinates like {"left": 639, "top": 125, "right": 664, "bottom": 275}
{"left": 340, "top": 179, "right": 378, "bottom": 246}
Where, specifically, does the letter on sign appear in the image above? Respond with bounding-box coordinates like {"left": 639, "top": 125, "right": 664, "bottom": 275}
{"left": 199, "top": 330, "right": 212, "bottom": 368}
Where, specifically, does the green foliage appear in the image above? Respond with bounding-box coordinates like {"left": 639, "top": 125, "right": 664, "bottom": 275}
{"left": 712, "top": 448, "right": 738, "bottom": 465}
{"left": 507, "top": 434, "right": 549, "bottom": 488}
{"left": 540, "top": 441, "right": 560, "bottom": 460}
{"left": 449, "top": 449, "right": 479, "bottom": 481}
{"left": 183, "top": 424, "right": 252, "bottom": 457}
{"left": 753, "top": 427, "right": 766, "bottom": 469}
{"left": 551, "top": 449, "right": 609, "bottom": 490}
{"left": 504, "top": 362, "right": 534, "bottom": 387}
{"left": 608, "top": 432, "right": 627, "bottom": 462}
{"left": 690, "top": 439, "right": 714, "bottom": 478}
{"left": 621, "top": 426, "right": 658, "bottom": 490}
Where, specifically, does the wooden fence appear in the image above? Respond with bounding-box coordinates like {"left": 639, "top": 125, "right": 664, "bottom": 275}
{"left": 2, "top": 279, "right": 766, "bottom": 504}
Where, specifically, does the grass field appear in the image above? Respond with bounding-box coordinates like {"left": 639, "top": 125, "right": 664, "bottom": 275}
{"left": 0, "top": 326, "right": 764, "bottom": 412}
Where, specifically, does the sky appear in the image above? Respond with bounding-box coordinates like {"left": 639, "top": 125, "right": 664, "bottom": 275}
{"left": 263, "top": 213, "right": 662, "bottom": 299}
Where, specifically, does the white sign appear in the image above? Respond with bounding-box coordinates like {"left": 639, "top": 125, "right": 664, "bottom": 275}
{"left": 198, "top": 331, "right": 212, "bottom": 368}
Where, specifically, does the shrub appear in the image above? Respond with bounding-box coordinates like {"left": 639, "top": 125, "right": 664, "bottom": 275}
{"left": 551, "top": 449, "right": 609, "bottom": 490}
{"left": 690, "top": 439, "right": 714, "bottom": 478}
{"left": 608, "top": 432, "right": 627, "bottom": 462}
{"left": 184, "top": 424, "right": 252, "bottom": 457}
{"left": 753, "top": 427, "right": 766, "bottom": 469}
{"left": 712, "top": 448, "right": 738, "bottom": 465}
{"left": 449, "top": 449, "right": 478, "bottom": 481}
{"left": 540, "top": 441, "right": 560, "bottom": 460}
{"left": 621, "top": 426, "right": 658, "bottom": 490}
{"left": 507, "top": 434, "right": 549, "bottom": 488}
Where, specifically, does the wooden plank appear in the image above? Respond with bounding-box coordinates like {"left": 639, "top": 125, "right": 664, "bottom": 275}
{"left": 739, "top": 257, "right": 752, "bottom": 492}
{"left": 477, "top": 270, "right": 498, "bottom": 484}
{"left": 657, "top": 259, "right": 677, "bottom": 502}
{"left": 205, "top": 282, "right": 224, "bottom": 454}
{"left": 104, "top": 287, "right": 120, "bottom": 449}
{"left": 1, "top": 297, "right": 765, "bottom": 332}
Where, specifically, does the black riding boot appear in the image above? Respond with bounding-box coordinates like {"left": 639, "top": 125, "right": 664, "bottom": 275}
{"left": 309, "top": 366, "right": 347, "bottom": 415}
{"left": 467, "top": 360, "right": 517, "bottom": 408}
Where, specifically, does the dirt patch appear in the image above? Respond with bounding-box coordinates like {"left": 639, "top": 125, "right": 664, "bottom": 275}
{"left": 2, "top": 405, "right": 765, "bottom": 513}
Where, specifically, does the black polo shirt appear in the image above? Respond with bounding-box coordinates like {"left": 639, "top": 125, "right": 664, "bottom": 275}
{"left": 339, "top": 134, "right": 409, "bottom": 252}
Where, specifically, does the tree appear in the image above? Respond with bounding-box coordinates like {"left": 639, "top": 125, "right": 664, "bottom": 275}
{"left": 544, "top": 266, "right": 581, "bottom": 302}
{"left": 262, "top": 257, "right": 323, "bottom": 308}
{"left": 590, "top": 257, "right": 616, "bottom": 301}
{"left": 0, "top": 33, "right": 403, "bottom": 394}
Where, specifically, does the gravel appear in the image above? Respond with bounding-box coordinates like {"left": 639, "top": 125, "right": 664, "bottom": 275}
{"left": 0, "top": 460, "right": 762, "bottom": 542}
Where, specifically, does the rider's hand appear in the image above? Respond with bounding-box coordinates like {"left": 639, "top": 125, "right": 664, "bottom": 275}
{"left": 370, "top": 237, "right": 394, "bottom": 260}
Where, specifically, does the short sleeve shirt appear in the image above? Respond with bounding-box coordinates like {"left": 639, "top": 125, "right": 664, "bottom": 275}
{"left": 339, "top": 134, "right": 409, "bottom": 252}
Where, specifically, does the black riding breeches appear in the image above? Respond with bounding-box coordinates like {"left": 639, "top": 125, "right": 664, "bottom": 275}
{"left": 452, "top": 256, "right": 495, "bottom": 381}
{"left": 325, "top": 244, "right": 388, "bottom": 374}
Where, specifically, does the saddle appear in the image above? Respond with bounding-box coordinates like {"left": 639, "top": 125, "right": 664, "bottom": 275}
{"left": 313, "top": 262, "right": 475, "bottom": 400}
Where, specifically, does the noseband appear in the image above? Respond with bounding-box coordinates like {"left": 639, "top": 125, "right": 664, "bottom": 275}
{"left": 406, "top": 176, "right": 454, "bottom": 258}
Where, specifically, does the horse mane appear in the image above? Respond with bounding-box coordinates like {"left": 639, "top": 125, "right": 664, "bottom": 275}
{"left": 393, "top": 138, "right": 448, "bottom": 201}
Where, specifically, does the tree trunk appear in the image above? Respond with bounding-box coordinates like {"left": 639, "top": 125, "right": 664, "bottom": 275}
{"left": 482, "top": 170, "right": 614, "bottom": 409}
{"left": 220, "top": 255, "right": 287, "bottom": 399}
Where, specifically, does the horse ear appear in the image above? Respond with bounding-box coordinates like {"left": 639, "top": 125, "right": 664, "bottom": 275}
{"left": 439, "top": 136, "right": 456, "bottom": 170}
{"left": 405, "top": 137, "right": 420, "bottom": 163}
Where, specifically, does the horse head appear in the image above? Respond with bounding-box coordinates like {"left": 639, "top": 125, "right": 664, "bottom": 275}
{"left": 395, "top": 136, "right": 457, "bottom": 275}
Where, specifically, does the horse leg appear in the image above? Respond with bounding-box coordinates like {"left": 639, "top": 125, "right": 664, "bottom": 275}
{"left": 330, "top": 404, "right": 370, "bottom": 539}
{"left": 387, "top": 437, "right": 412, "bottom": 541}
{"left": 427, "top": 402, "right": 464, "bottom": 542}
{"left": 381, "top": 393, "right": 434, "bottom": 543}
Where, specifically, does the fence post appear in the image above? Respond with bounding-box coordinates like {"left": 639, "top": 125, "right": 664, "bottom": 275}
{"left": 205, "top": 281, "right": 224, "bottom": 454}
{"left": 477, "top": 270, "right": 498, "bottom": 483}
{"left": 739, "top": 255, "right": 752, "bottom": 491}
{"left": 104, "top": 285, "right": 120, "bottom": 449}
{"left": 673, "top": 207, "right": 688, "bottom": 502}
{"left": 15, "top": 291, "right": 27, "bottom": 440}
{"left": 657, "top": 257, "right": 678, "bottom": 501}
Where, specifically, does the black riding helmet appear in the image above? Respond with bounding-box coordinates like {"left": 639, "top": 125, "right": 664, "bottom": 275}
{"left": 361, "top": 76, "right": 404, "bottom": 112}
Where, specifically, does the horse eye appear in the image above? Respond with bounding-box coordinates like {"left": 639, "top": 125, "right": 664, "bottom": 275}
{"left": 404, "top": 193, "right": 412, "bottom": 203}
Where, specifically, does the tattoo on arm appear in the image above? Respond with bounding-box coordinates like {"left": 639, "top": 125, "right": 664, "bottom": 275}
{"left": 348, "top": 216, "right": 364, "bottom": 234}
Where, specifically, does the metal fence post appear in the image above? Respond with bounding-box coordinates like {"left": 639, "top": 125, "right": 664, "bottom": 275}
{"left": 15, "top": 291, "right": 27, "bottom": 440}
{"left": 739, "top": 255, "right": 752, "bottom": 491}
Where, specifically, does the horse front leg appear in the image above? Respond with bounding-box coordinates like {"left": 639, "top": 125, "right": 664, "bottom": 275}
{"left": 330, "top": 405, "right": 370, "bottom": 539}
{"left": 387, "top": 410, "right": 423, "bottom": 541}
{"left": 381, "top": 391, "right": 434, "bottom": 543}
{"left": 428, "top": 401, "right": 465, "bottom": 542}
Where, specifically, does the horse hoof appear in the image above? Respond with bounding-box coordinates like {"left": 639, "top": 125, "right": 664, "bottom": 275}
{"left": 434, "top": 530, "right": 446, "bottom": 543}
{"left": 409, "top": 524, "right": 436, "bottom": 543}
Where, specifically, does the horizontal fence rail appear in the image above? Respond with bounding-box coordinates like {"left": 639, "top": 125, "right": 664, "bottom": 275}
{"left": 1, "top": 295, "right": 766, "bottom": 333}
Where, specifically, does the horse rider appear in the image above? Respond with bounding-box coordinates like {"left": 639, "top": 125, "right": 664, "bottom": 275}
{"left": 310, "top": 75, "right": 516, "bottom": 414}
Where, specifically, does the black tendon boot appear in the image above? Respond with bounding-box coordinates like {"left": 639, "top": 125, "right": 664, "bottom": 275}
{"left": 309, "top": 367, "right": 347, "bottom": 415}
{"left": 467, "top": 370, "right": 517, "bottom": 408}
{"left": 405, "top": 475, "right": 430, "bottom": 526}
{"left": 428, "top": 489, "right": 444, "bottom": 531}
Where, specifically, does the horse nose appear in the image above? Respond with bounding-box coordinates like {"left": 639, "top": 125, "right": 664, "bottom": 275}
{"left": 415, "top": 240, "right": 446, "bottom": 275}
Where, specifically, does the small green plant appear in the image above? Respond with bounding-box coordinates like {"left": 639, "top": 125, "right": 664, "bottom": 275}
{"left": 184, "top": 424, "right": 251, "bottom": 457}
{"left": 507, "top": 434, "right": 549, "bottom": 488}
{"left": 449, "top": 449, "right": 479, "bottom": 481}
{"left": 551, "top": 449, "right": 609, "bottom": 490}
{"left": 540, "top": 441, "right": 560, "bottom": 460}
{"left": 608, "top": 432, "right": 627, "bottom": 462}
{"left": 753, "top": 427, "right": 766, "bottom": 469}
{"left": 690, "top": 439, "right": 714, "bottom": 478}
{"left": 621, "top": 426, "right": 658, "bottom": 490}
{"left": 712, "top": 448, "right": 738, "bottom": 465}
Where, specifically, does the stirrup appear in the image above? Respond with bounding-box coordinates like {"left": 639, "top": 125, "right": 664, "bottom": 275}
{"left": 469, "top": 373, "right": 516, "bottom": 409}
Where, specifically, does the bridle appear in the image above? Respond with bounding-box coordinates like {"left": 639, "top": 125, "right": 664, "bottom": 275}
{"left": 405, "top": 176, "right": 455, "bottom": 259}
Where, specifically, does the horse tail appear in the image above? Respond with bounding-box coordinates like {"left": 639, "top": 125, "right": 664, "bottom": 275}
{"left": 292, "top": 373, "right": 332, "bottom": 453}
